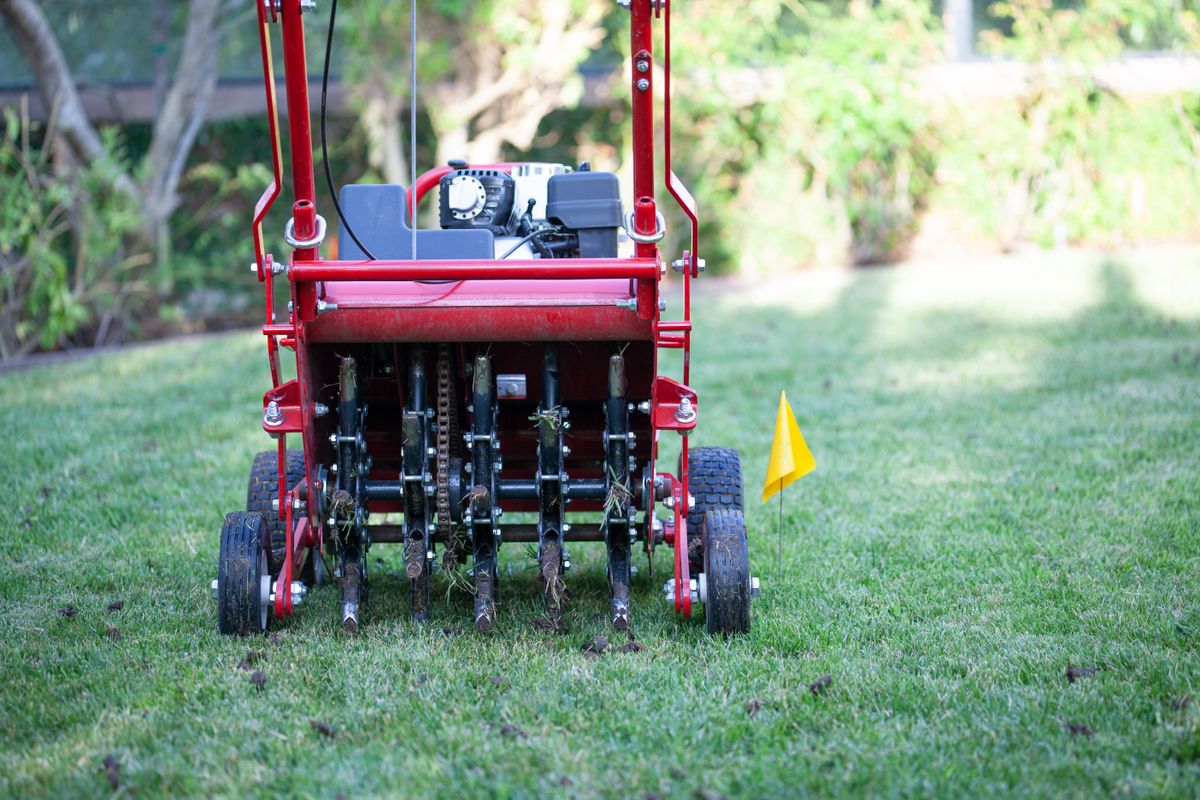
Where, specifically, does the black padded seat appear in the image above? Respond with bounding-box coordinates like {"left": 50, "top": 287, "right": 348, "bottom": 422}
{"left": 337, "top": 184, "right": 494, "bottom": 260}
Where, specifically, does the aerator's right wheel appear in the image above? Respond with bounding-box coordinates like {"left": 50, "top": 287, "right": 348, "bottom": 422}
{"left": 702, "top": 508, "right": 752, "bottom": 635}
{"left": 681, "top": 447, "right": 743, "bottom": 573}
{"left": 217, "top": 512, "right": 272, "bottom": 636}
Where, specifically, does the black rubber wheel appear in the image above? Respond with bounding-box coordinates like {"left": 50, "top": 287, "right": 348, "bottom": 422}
{"left": 217, "top": 512, "right": 271, "bottom": 636}
{"left": 247, "top": 450, "right": 305, "bottom": 574}
{"left": 680, "top": 447, "right": 743, "bottom": 573}
{"left": 702, "top": 509, "right": 752, "bottom": 635}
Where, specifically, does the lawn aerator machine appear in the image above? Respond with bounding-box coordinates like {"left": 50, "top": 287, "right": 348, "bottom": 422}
{"left": 212, "top": 0, "right": 759, "bottom": 637}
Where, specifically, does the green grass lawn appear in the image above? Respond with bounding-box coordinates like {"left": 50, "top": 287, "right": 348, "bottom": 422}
{"left": 1, "top": 247, "right": 1198, "bottom": 798}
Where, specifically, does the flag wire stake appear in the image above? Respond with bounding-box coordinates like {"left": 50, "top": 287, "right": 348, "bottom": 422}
{"left": 778, "top": 489, "right": 783, "bottom": 582}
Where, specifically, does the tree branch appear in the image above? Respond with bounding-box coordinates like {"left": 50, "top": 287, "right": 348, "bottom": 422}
{"left": 0, "top": 0, "right": 138, "bottom": 200}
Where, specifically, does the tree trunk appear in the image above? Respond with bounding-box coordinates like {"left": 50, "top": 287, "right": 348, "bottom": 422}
{"left": 360, "top": 87, "right": 411, "bottom": 185}
{"left": 0, "top": 0, "right": 139, "bottom": 201}
{"left": 140, "top": 0, "right": 224, "bottom": 291}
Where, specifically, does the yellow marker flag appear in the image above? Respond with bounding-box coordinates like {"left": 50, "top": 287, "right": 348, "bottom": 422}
{"left": 762, "top": 391, "right": 815, "bottom": 503}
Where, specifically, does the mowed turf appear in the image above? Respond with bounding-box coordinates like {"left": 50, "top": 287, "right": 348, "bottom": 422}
{"left": 0, "top": 248, "right": 1198, "bottom": 798}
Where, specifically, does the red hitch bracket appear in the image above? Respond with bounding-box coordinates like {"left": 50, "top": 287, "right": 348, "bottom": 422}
{"left": 262, "top": 379, "right": 304, "bottom": 434}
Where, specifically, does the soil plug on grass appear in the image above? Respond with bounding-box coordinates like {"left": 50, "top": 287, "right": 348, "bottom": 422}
{"left": 249, "top": 670, "right": 267, "bottom": 690}
{"left": 1065, "top": 722, "right": 1095, "bottom": 737}
{"left": 1065, "top": 665, "right": 1098, "bottom": 684}
{"left": 809, "top": 674, "right": 832, "bottom": 697}
{"left": 500, "top": 723, "right": 525, "bottom": 739}
{"left": 310, "top": 720, "right": 335, "bottom": 739}
{"left": 582, "top": 635, "right": 609, "bottom": 660}
{"left": 532, "top": 615, "right": 564, "bottom": 633}
{"left": 106, "top": 599, "right": 124, "bottom": 612}
{"left": 58, "top": 606, "right": 78, "bottom": 618}
{"left": 106, "top": 626, "right": 121, "bottom": 643}
{"left": 101, "top": 754, "right": 120, "bottom": 790}
{"left": 747, "top": 698, "right": 763, "bottom": 718}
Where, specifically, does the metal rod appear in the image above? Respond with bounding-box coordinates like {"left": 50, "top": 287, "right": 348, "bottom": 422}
{"left": 409, "top": 0, "right": 418, "bottom": 259}
{"left": 289, "top": 259, "right": 658, "bottom": 283}
{"left": 365, "top": 478, "right": 607, "bottom": 502}
{"left": 368, "top": 524, "right": 604, "bottom": 543}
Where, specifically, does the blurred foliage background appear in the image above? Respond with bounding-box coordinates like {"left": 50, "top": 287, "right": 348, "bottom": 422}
{"left": 1, "top": 0, "right": 1199, "bottom": 357}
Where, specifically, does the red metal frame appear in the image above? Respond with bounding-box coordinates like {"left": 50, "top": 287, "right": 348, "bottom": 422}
{"left": 251, "top": 0, "right": 702, "bottom": 619}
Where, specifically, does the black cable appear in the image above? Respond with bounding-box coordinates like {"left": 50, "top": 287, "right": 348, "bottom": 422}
{"left": 321, "top": 0, "right": 375, "bottom": 260}
{"left": 500, "top": 229, "right": 558, "bottom": 259}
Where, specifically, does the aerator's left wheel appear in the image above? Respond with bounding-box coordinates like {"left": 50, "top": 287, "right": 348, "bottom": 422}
{"left": 217, "top": 512, "right": 272, "bottom": 636}
{"left": 702, "top": 509, "right": 752, "bottom": 635}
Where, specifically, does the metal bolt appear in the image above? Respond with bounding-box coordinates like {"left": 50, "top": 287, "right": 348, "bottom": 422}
{"left": 563, "top": 559, "right": 571, "bottom": 571}
{"left": 314, "top": 402, "right": 329, "bottom": 417}
{"left": 271, "top": 498, "right": 280, "bottom": 511}
{"left": 658, "top": 298, "right": 667, "bottom": 312}
{"left": 562, "top": 523, "right": 572, "bottom": 532}
{"left": 671, "top": 258, "right": 686, "bottom": 273}
{"left": 465, "top": 463, "right": 473, "bottom": 474}
{"left": 562, "top": 421, "right": 571, "bottom": 430}
{"left": 636, "top": 59, "right": 650, "bottom": 73}
{"left": 330, "top": 463, "right": 337, "bottom": 474}
{"left": 427, "top": 447, "right": 436, "bottom": 458}
{"left": 674, "top": 396, "right": 696, "bottom": 424}
{"left": 696, "top": 258, "right": 707, "bottom": 273}
{"left": 263, "top": 400, "right": 284, "bottom": 427}
{"left": 329, "top": 433, "right": 338, "bottom": 445}
{"left": 292, "top": 496, "right": 302, "bottom": 510}
{"left": 562, "top": 445, "right": 571, "bottom": 457}
{"left": 210, "top": 579, "right": 219, "bottom": 599}
{"left": 636, "top": 78, "right": 650, "bottom": 92}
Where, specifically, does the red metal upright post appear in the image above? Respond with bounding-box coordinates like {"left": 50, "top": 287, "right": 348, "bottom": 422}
{"left": 629, "top": 0, "right": 657, "bottom": 259}
{"left": 280, "top": 0, "right": 318, "bottom": 263}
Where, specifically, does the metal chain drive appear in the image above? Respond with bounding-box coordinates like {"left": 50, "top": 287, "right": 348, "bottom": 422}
{"left": 436, "top": 344, "right": 455, "bottom": 565}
